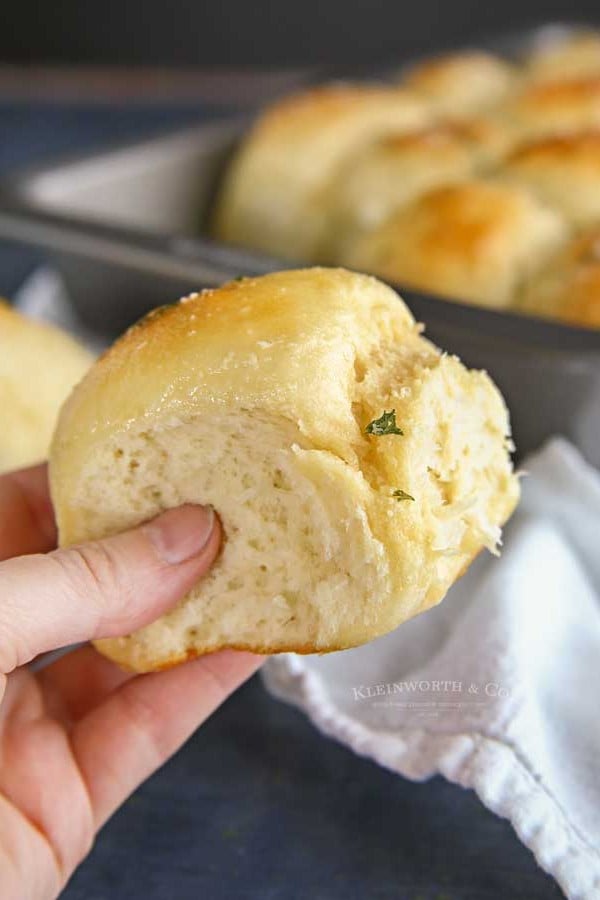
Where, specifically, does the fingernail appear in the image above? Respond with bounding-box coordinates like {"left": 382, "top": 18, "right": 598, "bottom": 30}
{"left": 145, "top": 505, "right": 216, "bottom": 564}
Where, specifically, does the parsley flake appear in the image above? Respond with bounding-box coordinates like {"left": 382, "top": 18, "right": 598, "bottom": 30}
{"left": 365, "top": 409, "right": 404, "bottom": 436}
{"left": 392, "top": 489, "right": 415, "bottom": 502}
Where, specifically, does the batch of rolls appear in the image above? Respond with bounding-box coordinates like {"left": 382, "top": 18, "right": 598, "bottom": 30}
{"left": 215, "top": 30, "right": 600, "bottom": 330}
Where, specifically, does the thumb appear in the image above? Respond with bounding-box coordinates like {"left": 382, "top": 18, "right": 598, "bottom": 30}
{"left": 0, "top": 505, "right": 220, "bottom": 673}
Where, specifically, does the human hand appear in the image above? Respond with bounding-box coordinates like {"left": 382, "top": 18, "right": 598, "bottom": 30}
{"left": 0, "top": 464, "right": 263, "bottom": 899}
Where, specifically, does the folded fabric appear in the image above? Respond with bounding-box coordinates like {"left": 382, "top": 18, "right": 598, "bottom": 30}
{"left": 264, "top": 439, "right": 600, "bottom": 900}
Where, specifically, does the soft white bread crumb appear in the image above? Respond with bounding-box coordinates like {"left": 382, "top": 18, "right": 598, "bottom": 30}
{"left": 0, "top": 301, "right": 93, "bottom": 473}
{"left": 50, "top": 268, "right": 519, "bottom": 673}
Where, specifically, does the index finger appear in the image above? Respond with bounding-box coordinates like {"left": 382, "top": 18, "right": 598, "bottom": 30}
{"left": 0, "top": 464, "right": 57, "bottom": 561}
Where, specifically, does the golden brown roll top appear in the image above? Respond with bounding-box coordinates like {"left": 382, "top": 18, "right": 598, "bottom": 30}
{"left": 326, "top": 118, "right": 514, "bottom": 258}
{"left": 402, "top": 51, "right": 517, "bottom": 115}
{"left": 50, "top": 268, "right": 519, "bottom": 672}
{"left": 524, "top": 30, "right": 600, "bottom": 83}
{"left": 500, "top": 76, "right": 600, "bottom": 139}
{"left": 502, "top": 30, "right": 600, "bottom": 141}
{"left": 0, "top": 302, "right": 94, "bottom": 473}
{"left": 520, "top": 227, "right": 600, "bottom": 329}
{"left": 213, "top": 83, "right": 431, "bottom": 262}
{"left": 500, "top": 132, "right": 600, "bottom": 227}
{"left": 341, "top": 180, "right": 568, "bottom": 309}
{"left": 212, "top": 38, "right": 600, "bottom": 327}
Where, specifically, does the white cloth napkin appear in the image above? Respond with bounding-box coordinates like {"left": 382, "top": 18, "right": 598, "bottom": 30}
{"left": 264, "top": 439, "right": 600, "bottom": 900}
{"left": 14, "top": 269, "right": 600, "bottom": 900}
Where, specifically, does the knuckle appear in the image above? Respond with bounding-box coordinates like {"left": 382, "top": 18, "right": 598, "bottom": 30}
{"left": 0, "top": 627, "right": 19, "bottom": 674}
{"left": 117, "top": 686, "right": 170, "bottom": 764}
{"left": 0, "top": 612, "right": 20, "bottom": 673}
{"left": 56, "top": 541, "right": 122, "bottom": 610}
{"left": 197, "top": 654, "right": 235, "bottom": 700}
{"left": 70, "top": 783, "right": 96, "bottom": 867}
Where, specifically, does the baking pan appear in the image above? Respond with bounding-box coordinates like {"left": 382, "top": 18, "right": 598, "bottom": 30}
{"left": 0, "top": 22, "right": 599, "bottom": 468}
{"left": 0, "top": 118, "right": 287, "bottom": 334}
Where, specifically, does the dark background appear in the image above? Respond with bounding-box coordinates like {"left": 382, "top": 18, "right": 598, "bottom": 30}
{"left": 1, "top": 0, "right": 599, "bottom": 66}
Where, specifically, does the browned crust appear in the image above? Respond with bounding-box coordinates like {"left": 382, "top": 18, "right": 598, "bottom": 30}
{"left": 92, "top": 638, "right": 361, "bottom": 674}
{"left": 406, "top": 51, "right": 510, "bottom": 86}
{"left": 506, "top": 130, "right": 600, "bottom": 164}
{"left": 512, "top": 76, "right": 600, "bottom": 118}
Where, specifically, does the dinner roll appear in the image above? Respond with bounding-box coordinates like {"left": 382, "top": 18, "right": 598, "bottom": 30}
{"left": 327, "top": 118, "right": 513, "bottom": 258}
{"left": 501, "top": 77, "right": 600, "bottom": 138}
{"left": 402, "top": 51, "right": 516, "bottom": 115}
{"left": 342, "top": 180, "right": 567, "bottom": 309}
{"left": 213, "top": 84, "right": 430, "bottom": 262}
{"left": 525, "top": 31, "right": 600, "bottom": 83}
{"left": 521, "top": 227, "right": 600, "bottom": 329}
{"left": 0, "top": 302, "right": 93, "bottom": 474}
{"left": 50, "top": 268, "right": 519, "bottom": 673}
{"left": 501, "top": 132, "right": 600, "bottom": 228}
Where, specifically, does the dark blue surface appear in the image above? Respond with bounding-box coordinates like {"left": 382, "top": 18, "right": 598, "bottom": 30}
{"left": 0, "top": 103, "right": 228, "bottom": 298}
{"left": 0, "top": 102, "right": 564, "bottom": 900}
{"left": 64, "top": 677, "right": 563, "bottom": 900}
